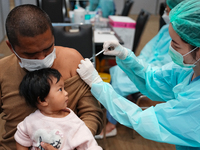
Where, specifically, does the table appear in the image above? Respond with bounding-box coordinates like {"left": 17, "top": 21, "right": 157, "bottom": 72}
{"left": 94, "top": 24, "right": 124, "bottom": 46}
{"left": 94, "top": 23, "right": 124, "bottom": 62}
{"left": 69, "top": 10, "right": 123, "bottom": 43}
{"left": 52, "top": 19, "right": 124, "bottom": 63}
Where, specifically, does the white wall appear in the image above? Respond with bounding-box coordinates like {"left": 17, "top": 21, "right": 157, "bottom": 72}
{"left": 0, "top": 0, "right": 37, "bottom": 43}
{"left": 0, "top": 1, "right": 3, "bottom": 43}
{"left": 0, "top": 0, "right": 10, "bottom": 42}
{"left": 14, "top": 0, "right": 37, "bottom": 6}
{"left": 114, "top": 0, "right": 124, "bottom": 15}
{"left": 114, "top": 0, "right": 165, "bottom": 15}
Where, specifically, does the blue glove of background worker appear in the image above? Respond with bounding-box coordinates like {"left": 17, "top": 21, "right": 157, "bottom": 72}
{"left": 77, "top": 58, "right": 103, "bottom": 87}
{"left": 103, "top": 41, "right": 129, "bottom": 60}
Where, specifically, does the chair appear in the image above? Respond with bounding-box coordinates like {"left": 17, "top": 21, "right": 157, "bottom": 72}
{"left": 37, "top": 0, "right": 71, "bottom": 23}
{"left": 121, "top": 0, "right": 134, "bottom": 16}
{"left": 132, "top": 9, "right": 150, "bottom": 53}
{"left": 159, "top": 2, "right": 166, "bottom": 30}
{"left": 53, "top": 24, "right": 94, "bottom": 59}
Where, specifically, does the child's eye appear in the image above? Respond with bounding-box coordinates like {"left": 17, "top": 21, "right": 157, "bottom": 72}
{"left": 59, "top": 88, "right": 62, "bottom": 91}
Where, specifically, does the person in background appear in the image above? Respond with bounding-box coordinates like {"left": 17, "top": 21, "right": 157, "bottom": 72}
{"left": 0, "top": 4, "right": 103, "bottom": 150}
{"left": 70, "top": 0, "right": 88, "bottom": 10}
{"left": 15, "top": 68, "right": 102, "bottom": 150}
{"left": 95, "top": 0, "right": 184, "bottom": 139}
{"left": 77, "top": 0, "right": 200, "bottom": 149}
{"left": 88, "top": 0, "right": 115, "bottom": 18}
{"left": 159, "top": 2, "right": 167, "bottom": 30}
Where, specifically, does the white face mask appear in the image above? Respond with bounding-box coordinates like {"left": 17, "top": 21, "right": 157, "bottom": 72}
{"left": 162, "top": 10, "right": 170, "bottom": 24}
{"left": 13, "top": 48, "right": 56, "bottom": 71}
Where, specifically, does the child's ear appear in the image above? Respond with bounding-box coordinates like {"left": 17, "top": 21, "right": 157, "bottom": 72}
{"left": 37, "top": 97, "right": 48, "bottom": 107}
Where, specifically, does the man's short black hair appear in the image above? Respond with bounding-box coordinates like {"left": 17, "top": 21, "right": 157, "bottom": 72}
{"left": 19, "top": 68, "right": 62, "bottom": 108}
{"left": 6, "top": 4, "right": 53, "bottom": 48}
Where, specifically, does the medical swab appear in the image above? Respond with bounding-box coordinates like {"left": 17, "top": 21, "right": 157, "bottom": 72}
{"left": 89, "top": 46, "right": 115, "bottom": 60}
{"left": 89, "top": 49, "right": 105, "bottom": 60}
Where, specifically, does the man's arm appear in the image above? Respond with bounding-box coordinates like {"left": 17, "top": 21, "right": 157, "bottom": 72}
{"left": 64, "top": 76, "right": 103, "bottom": 135}
{"left": 0, "top": 85, "right": 2, "bottom": 114}
{"left": 53, "top": 46, "right": 103, "bottom": 135}
{"left": 76, "top": 88, "right": 103, "bottom": 135}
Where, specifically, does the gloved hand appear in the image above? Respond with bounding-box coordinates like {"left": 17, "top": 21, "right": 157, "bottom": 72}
{"left": 103, "top": 40, "right": 128, "bottom": 60}
{"left": 77, "top": 58, "right": 103, "bottom": 87}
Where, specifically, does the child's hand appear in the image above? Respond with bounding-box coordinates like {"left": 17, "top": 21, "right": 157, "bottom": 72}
{"left": 36, "top": 142, "right": 57, "bottom": 150}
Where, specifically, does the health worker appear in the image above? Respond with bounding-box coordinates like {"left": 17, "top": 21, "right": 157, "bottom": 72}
{"left": 98, "top": 0, "right": 183, "bottom": 139}
{"left": 88, "top": 0, "right": 115, "bottom": 18}
{"left": 77, "top": 0, "right": 200, "bottom": 149}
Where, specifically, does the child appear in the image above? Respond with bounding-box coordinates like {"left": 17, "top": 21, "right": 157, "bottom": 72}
{"left": 14, "top": 68, "right": 102, "bottom": 150}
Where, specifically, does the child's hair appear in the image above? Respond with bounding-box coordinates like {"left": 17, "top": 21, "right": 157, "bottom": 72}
{"left": 19, "top": 68, "right": 62, "bottom": 108}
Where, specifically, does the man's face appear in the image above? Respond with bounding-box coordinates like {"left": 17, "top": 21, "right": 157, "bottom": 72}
{"left": 8, "top": 28, "right": 55, "bottom": 60}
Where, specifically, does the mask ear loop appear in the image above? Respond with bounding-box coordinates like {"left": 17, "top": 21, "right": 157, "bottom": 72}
{"left": 11, "top": 45, "right": 22, "bottom": 60}
{"left": 193, "top": 57, "right": 200, "bottom": 65}
{"left": 193, "top": 47, "right": 200, "bottom": 65}
{"left": 183, "top": 47, "right": 198, "bottom": 57}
